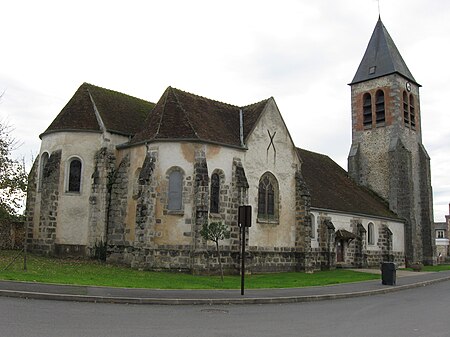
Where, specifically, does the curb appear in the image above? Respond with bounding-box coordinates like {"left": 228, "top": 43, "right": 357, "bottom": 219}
{"left": 1, "top": 275, "right": 450, "bottom": 305}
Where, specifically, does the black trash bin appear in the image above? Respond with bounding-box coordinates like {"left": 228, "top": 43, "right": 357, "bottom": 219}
{"left": 381, "top": 262, "right": 396, "bottom": 285}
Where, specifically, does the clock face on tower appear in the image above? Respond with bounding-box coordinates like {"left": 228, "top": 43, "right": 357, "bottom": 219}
{"left": 406, "top": 82, "right": 412, "bottom": 92}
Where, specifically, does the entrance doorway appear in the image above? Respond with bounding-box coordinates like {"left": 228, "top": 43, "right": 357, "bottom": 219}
{"left": 336, "top": 240, "right": 345, "bottom": 262}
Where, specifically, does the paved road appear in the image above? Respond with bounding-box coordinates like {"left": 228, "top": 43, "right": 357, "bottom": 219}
{"left": 1, "top": 279, "right": 449, "bottom": 337}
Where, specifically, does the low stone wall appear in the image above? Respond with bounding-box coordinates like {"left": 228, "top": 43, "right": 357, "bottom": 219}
{"left": 54, "top": 244, "right": 87, "bottom": 258}
{"left": 247, "top": 248, "right": 301, "bottom": 273}
{"left": 107, "top": 245, "right": 319, "bottom": 274}
{"left": 0, "top": 221, "right": 24, "bottom": 250}
{"left": 104, "top": 243, "right": 407, "bottom": 273}
{"left": 366, "top": 251, "right": 405, "bottom": 267}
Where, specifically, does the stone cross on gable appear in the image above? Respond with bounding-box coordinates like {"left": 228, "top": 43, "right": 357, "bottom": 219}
{"left": 267, "top": 130, "right": 276, "bottom": 153}
{"left": 266, "top": 129, "right": 277, "bottom": 164}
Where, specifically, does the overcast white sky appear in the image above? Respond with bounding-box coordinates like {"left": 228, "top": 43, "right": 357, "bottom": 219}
{"left": 0, "top": 0, "right": 448, "bottom": 221}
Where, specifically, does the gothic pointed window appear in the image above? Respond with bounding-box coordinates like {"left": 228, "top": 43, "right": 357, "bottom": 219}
{"left": 257, "top": 172, "right": 279, "bottom": 222}
{"left": 375, "top": 90, "right": 385, "bottom": 125}
{"left": 368, "top": 222, "right": 375, "bottom": 245}
{"left": 168, "top": 170, "right": 183, "bottom": 211}
{"left": 210, "top": 173, "right": 220, "bottom": 213}
{"left": 409, "top": 94, "right": 416, "bottom": 129}
{"left": 363, "top": 93, "right": 372, "bottom": 128}
{"left": 39, "top": 152, "right": 49, "bottom": 190}
{"left": 403, "top": 91, "right": 409, "bottom": 126}
{"left": 67, "top": 158, "right": 82, "bottom": 192}
{"left": 310, "top": 214, "right": 316, "bottom": 239}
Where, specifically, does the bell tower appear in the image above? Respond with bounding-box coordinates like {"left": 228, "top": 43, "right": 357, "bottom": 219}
{"left": 348, "top": 17, "right": 435, "bottom": 265}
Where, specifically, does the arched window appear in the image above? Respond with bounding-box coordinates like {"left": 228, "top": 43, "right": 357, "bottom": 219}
{"left": 168, "top": 170, "right": 183, "bottom": 211}
{"left": 210, "top": 173, "right": 220, "bottom": 213}
{"left": 403, "top": 91, "right": 409, "bottom": 125}
{"left": 375, "top": 90, "right": 385, "bottom": 125}
{"left": 39, "top": 152, "right": 49, "bottom": 190}
{"left": 368, "top": 222, "right": 375, "bottom": 245}
{"left": 67, "top": 158, "right": 82, "bottom": 192}
{"left": 363, "top": 93, "right": 372, "bottom": 128}
{"left": 409, "top": 94, "right": 416, "bottom": 129}
{"left": 257, "top": 172, "right": 279, "bottom": 221}
{"left": 310, "top": 214, "right": 316, "bottom": 239}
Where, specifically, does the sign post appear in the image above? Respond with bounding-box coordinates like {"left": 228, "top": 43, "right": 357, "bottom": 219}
{"left": 238, "top": 205, "right": 251, "bottom": 295}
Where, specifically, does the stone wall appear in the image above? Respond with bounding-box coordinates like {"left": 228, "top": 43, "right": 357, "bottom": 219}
{"left": 134, "top": 150, "right": 157, "bottom": 255}
{"left": 317, "top": 217, "right": 336, "bottom": 270}
{"left": 103, "top": 151, "right": 323, "bottom": 274}
{"left": 349, "top": 74, "right": 434, "bottom": 266}
{"left": 24, "top": 157, "right": 38, "bottom": 250}
{"left": 88, "top": 147, "right": 116, "bottom": 255}
{"left": 107, "top": 154, "right": 131, "bottom": 264}
{"left": 32, "top": 150, "right": 61, "bottom": 255}
{"left": 247, "top": 247, "right": 300, "bottom": 273}
{"left": 190, "top": 157, "right": 249, "bottom": 274}
{"left": 192, "top": 148, "right": 209, "bottom": 251}
{"left": 418, "top": 144, "right": 436, "bottom": 264}
{"left": 0, "top": 221, "right": 24, "bottom": 250}
{"left": 342, "top": 221, "right": 368, "bottom": 268}
{"left": 294, "top": 170, "right": 313, "bottom": 271}
{"left": 309, "top": 248, "right": 322, "bottom": 271}
{"left": 388, "top": 138, "right": 417, "bottom": 263}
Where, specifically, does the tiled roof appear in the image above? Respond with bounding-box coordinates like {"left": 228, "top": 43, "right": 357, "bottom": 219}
{"left": 129, "top": 87, "right": 269, "bottom": 148}
{"left": 434, "top": 222, "right": 448, "bottom": 231}
{"left": 41, "top": 83, "right": 154, "bottom": 138}
{"left": 335, "top": 229, "right": 357, "bottom": 240}
{"left": 297, "top": 148, "right": 399, "bottom": 219}
{"left": 350, "top": 17, "right": 418, "bottom": 85}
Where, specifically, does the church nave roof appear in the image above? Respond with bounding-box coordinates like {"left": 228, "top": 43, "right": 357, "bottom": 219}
{"left": 129, "top": 86, "right": 269, "bottom": 148}
{"left": 41, "top": 83, "right": 155, "bottom": 138}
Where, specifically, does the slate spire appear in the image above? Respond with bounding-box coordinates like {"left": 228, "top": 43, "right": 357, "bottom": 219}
{"left": 350, "top": 17, "right": 419, "bottom": 85}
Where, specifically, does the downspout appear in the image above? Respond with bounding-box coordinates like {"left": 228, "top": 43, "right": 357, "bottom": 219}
{"left": 239, "top": 109, "right": 244, "bottom": 147}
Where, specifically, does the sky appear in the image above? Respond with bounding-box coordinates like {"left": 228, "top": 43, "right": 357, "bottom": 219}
{"left": 0, "top": 0, "right": 448, "bottom": 221}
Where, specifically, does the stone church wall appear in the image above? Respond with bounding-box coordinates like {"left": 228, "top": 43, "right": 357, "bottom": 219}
{"left": 87, "top": 147, "right": 116, "bottom": 255}
{"left": 310, "top": 210, "right": 405, "bottom": 269}
{"left": 243, "top": 98, "right": 300, "bottom": 249}
{"left": 55, "top": 133, "right": 105, "bottom": 248}
{"left": 32, "top": 150, "right": 61, "bottom": 254}
{"left": 418, "top": 144, "right": 436, "bottom": 265}
{"left": 349, "top": 74, "right": 434, "bottom": 265}
{"left": 24, "top": 73, "right": 412, "bottom": 272}
{"left": 107, "top": 153, "right": 132, "bottom": 264}
{"left": 24, "top": 157, "right": 38, "bottom": 250}
{"left": 102, "top": 138, "right": 320, "bottom": 274}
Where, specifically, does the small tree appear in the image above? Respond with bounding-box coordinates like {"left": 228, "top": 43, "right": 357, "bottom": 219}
{"left": 200, "top": 221, "right": 230, "bottom": 281}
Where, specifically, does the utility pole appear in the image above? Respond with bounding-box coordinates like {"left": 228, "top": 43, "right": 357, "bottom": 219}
{"left": 238, "top": 205, "right": 251, "bottom": 295}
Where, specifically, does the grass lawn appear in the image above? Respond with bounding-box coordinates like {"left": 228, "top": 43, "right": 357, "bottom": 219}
{"left": 415, "top": 264, "right": 450, "bottom": 272}
{"left": 0, "top": 250, "right": 381, "bottom": 289}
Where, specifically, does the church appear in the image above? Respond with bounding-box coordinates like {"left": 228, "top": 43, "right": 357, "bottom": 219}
{"left": 24, "top": 18, "right": 435, "bottom": 273}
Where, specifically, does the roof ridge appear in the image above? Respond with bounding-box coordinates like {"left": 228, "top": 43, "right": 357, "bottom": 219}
{"left": 297, "top": 147, "right": 331, "bottom": 159}
{"left": 170, "top": 87, "right": 239, "bottom": 109}
{"left": 154, "top": 87, "right": 170, "bottom": 139}
{"left": 86, "top": 89, "right": 105, "bottom": 132}
{"left": 169, "top": 86, "right": 271, "bottom": 111}
{"left": 170, "top": 87, "right": 200, "bottom": 139}
{"left": 82, "top": 82, "right": 152, "bottom": 104}
{"left": 241, "top": 97, "right": 270, "bottom": 109}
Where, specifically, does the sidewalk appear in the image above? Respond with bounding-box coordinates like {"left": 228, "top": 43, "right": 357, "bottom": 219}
{"left": 1, "top": 269, "right": 449, "bottom": 305}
